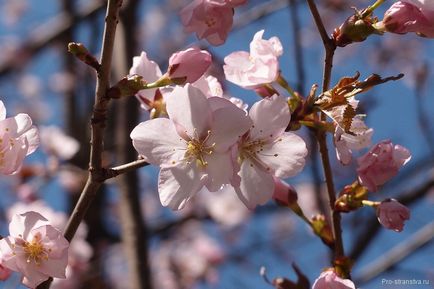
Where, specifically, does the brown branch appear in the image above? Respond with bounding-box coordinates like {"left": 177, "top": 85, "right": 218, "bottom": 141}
{"left": 306, "top": 0, "right": 344, "bottom": 263}
{"left": 106, "top": 158, "right": 149, "bottom": 179}
{"left": 37, "top": 2, "right": 123, "bottom": 289}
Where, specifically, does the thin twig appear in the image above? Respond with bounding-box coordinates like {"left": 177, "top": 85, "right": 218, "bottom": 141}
{"left": 107, "top": 158, "right": 149, "bottom": 179}
{"left": 305, "top": 0, "right": 344, "bottom": 262}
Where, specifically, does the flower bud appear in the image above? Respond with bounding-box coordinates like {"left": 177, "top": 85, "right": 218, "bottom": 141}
{"left": 272, "top": 177, "right": 298, "bottom": 207}
{"left": 312, "top": 269, "right": 356, "bottom": 289}
{"left": 311, "top": 215, "right": 334, "bottom": 248}
{"left": 381, "top": 1, "right": 434, "bottom": 38}
{"left": 376, "top": 199, "right": 410, "bottom": 232}
{"left": 167, "top": 47, "right": 212, "bottom": 83}
{"left": 357, "top": 140, "right": 411, "bottom": 192}
{"left": 332, "top": 13, "right": 379, "bottom": 47}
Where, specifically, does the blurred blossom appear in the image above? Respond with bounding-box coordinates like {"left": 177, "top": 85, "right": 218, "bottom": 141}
{"left": 49, "top": 72, "right": 76, "bottom": 94}
{"left": 1, "top": 0, "right": 28, "bottom": 26}
{"left": 312, "top": 270, "right": 356, "bottom": 289}
{"left": 16, "top": 183, "right": 38, "bottom": 203}
{"left": 57, "top": 166, "right": 87, "bottom": 193}
{"left": 40, "top": 126, "right": 79, "bottom": 161}
{"left": 200, "top": 185, "right": 250, "bottom": 227}
{"left": 18, "top": 74, "right": 42, "bottom": 99}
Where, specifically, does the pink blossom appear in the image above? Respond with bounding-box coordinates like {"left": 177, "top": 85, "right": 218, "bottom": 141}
{"left": 377, "top": 199, "right": 410, "bottom": 232}
{"left": 0, "top": 211, "right": 69, "bottom": 288}
{"left": 382, "top": 0, "right": 434, "bottom": 37}
{"left": 39, "top": 126, "right": 79, "bottom": 160}
{"left": 272, "top": 177, "right": 298, "bottom": 206}
{"left": 312, "top": 270, "right": 356, "bottom": 289}
{"left": 357, "top": 140, "right": 411, "bottom": 192}
{"left": 180, "top": 0, "right": 234, "bottom": 46}
{"left": 168, "top": 47, "right": 212, "bottom": 83}
{"left": 129, "top": 51, "right": 163, "bottom": 110}
{"left": 232, "top": 94, "right": 307, "bottom": 208}
{"left": 0, "top": 100, "right": 39, "bottom": 175}
{"left": 224, "top": 30, "right": 283, "bottom": 89}
{"left": 130, "top": 84, "right": 251, "bottom": 209}
{"left": 192, "top": 74, "right": 223, "bottom": 98}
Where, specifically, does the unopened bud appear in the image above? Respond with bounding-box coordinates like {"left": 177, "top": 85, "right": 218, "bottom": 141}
{"left": 167, "top": 47, "right": 212, "bottom": 83}
{"left": 68, "top": 42, "right": 100, "bottom": 71}
{"left": 332, "top": 13, "right": 380, "bottom": 47}
{"left": 108, "top": 75, "right": 147, "bottom": 99}
{"left": 311, "top": 215, "right": 334, "bottom": 248}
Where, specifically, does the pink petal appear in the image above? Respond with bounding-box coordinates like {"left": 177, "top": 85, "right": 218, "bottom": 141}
{"left": 248, "top": 94, "right": 290, "bottom": 140}
{"left": 130, "top": 118, "right": 186, "bottom": 167}
{"left": 38, "top": 252, "right": 68, "bottom": 278}
{"left": 9, "top": 212, "right": 48, "bottom": 240}
{"left": 258, "top": 132, "right": 307, "bottom": 178}
{"left": 207, "top": 104, "right": 251, "bottom": 152}
{"left": 24, "top": 126, "right": 39, "bottom": 155}
{"left": 0, "top": 237, "right": 19, "bottom": 272}
{"left": 234, "top": 160, "right": 275, "bottom": 209}
{"left": 165, "top": 84, "right": 212, "bottom": 140}
{"left": 130, "top": 51, "right": 162, "bottom": 105}
{"left": 158, "top": 164, "right": 208, "bottom": 210}
{"left": 204, "top": 151, "right": 234, "bottom": 191}
{"left": 0, "top": 101, "right": 6, "bottom": 120}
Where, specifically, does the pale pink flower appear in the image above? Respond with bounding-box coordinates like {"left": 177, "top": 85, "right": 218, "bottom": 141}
{"left": 130, "top": 51, "right": 163, "bottom": 110}
{"left": 0, "top": 100, "right": 39, "bottom": 175}
{"left": 382, "top": 0, "right": 434, "bottom": 37}
{"left": 224, "top": 30, "right": 283, "bottom": 89}
{"left": 180, "top": 0, "right": 234, "bottom": 46}
{"left": 312, "top": 270, "right": 356, "bottom": 289}
{"left": 39, "top": 126, "right": 79, "bottom": 160}
{"left": 168, "top": 47, "right": 212, "bottom": 83}
{"left": 377, "top": 199, "right": 410, "bottom": 232}
{"left": 0, "top": 211, "right": 69, "bottom": 288}
{"left": 232, "top": 94, "right": 307, "bottom": 208}
{"left": 192, "top": 74, "right": 223, "bottom": 98}
{"left": 130, "top": 84, "right": 251, "bottom": 209}
{"left": 357, "top": 140, "right": 411, "bottom": 192}
{"left": 334, "top": 117, "right": 374, "bottom": 165}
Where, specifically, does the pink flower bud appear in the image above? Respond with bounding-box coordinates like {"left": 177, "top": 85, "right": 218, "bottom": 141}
{"left": 382, "top": 1, "right": 434, "bottom": 37}
{"left": 357, "top": 140, "right": 411, "bottom": 192}
{"left": 312, "top": 270, "right": 356, "bottom": 289}
{"left": 377, "top": 199, "right": 410, "bottom": 232}
{"left": 272, "top": 177, "right": 297, "bottom": 206}
{"left": 168, "top": 47, "right": 212, "bottom": 83}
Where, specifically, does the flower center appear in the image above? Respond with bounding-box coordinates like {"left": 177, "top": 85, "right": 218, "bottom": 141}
{"left": 205, "top": 17, "right": 217, "bottom": 28}
{"left": 239, "top": 135, "right": 282, "bottom": 171}
{"left": 14, "top": 234, "right": 50, "bottom": 265}
{"left": 184, "top": 130, "right": 215, "bottom": 168}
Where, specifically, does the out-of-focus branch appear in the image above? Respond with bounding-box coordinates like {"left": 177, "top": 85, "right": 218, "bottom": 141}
{"left": 349, "top": 177, "right": 434, "bottom": 261}
{"left": 0, "top": 1, "right": 105, "bottom": 77}
{"left": 355, "top": 221, "right": 434, "bottom": 283}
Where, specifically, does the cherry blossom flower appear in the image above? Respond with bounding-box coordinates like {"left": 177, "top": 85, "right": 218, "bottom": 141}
{"left": 180, "top": 0, "right": 234, "bottom": 46}
{"left": 130, "top": 51, "right": 163, "bottom": 110}
{"left": 224, "top": 30, "right": 283, "bottom": 89}
{"left": 232, "top": 94, "right": 307, "bottom": 208}
{"left": 357, "top": 140, "right": 411, "bottom": 192}
{"left": 0, "top": 211, "right": 69, "bottom": 288}
{"left": 0, "top": 100, "right": 39, "bottom": 175}
{"left": 39, "top": 126, "right": 79, "bottom": 160}
{"left": 130, "top": 84, "right": 251, "bottom": 209}
{"left": 167, "top": 47, "right": 212, "bottom": 83}
{"left": 382, "top": 0, "right": 434, "bottom": 38}
{"left": 377, "top": 199, "right": 410, "bottom": 232}
{"left": 312, "top": 270, "right": 356, "bottom": 289}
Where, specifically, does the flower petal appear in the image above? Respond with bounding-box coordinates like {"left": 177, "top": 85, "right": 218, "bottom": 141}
{"left": 9, "top": 212, "right": 48, "bottom": 240}
{"left": 0, "top": 101, "right": 6, "bottom": 120}
{"left": 258, "top": 132, "right": 307, "bottom": 178}
{"left": 204, "top": 151, "right": 233, "bottom": 191}
{"left": 130, "top": 118, "right": 185, "bottom": 167}
{"left": 165, "top": 84, "right": 212, "bottom": 139}
{"left": 24, "top": 126, "right": 39, "bottom": 155}
{"left": 234, "top": 160, "right": 274, "bottom": 209}
{"left": 158, "top": 164, "right": 208, "bottom": 210}
{"left": 248, "top": 94, "right": 290, "bottom": 140}
{"left": 207, "top": 104, "right": 251, "bottom": 152}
